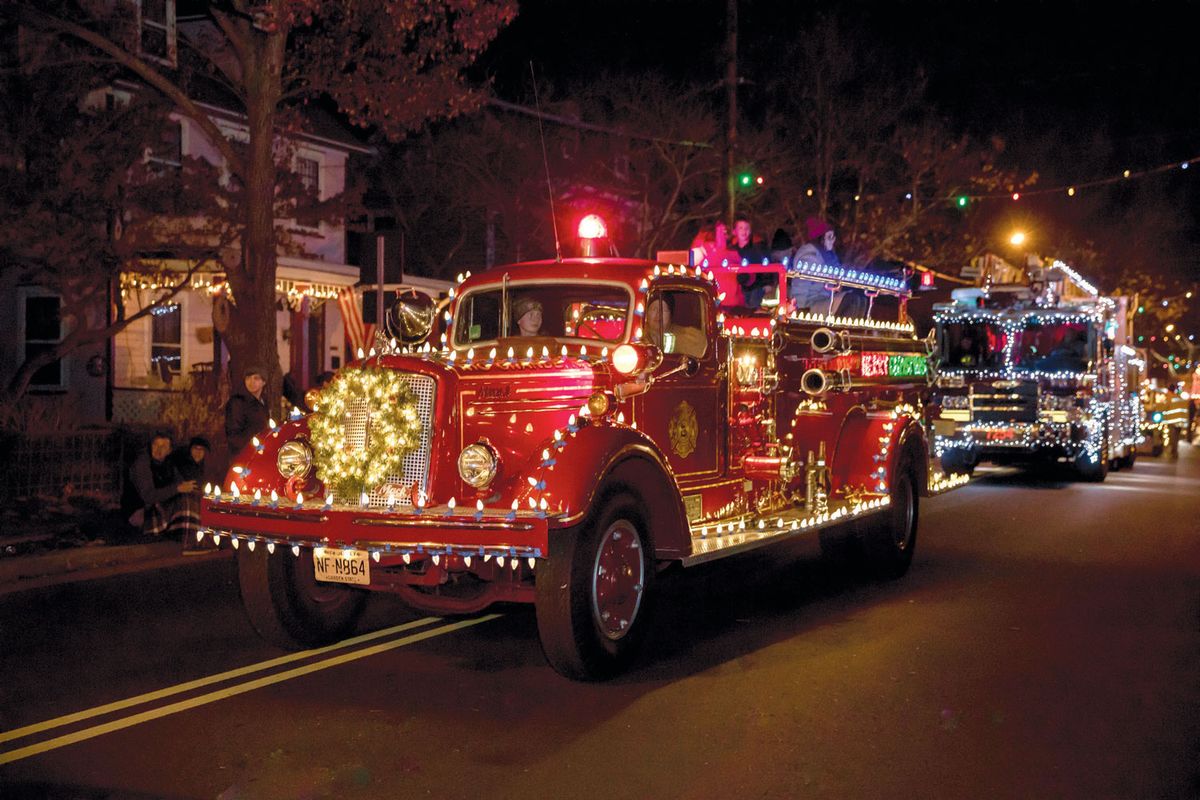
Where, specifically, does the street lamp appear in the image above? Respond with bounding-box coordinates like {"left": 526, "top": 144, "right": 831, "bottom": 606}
{"left": 1009, "top": 231, "right": 1027, "bottom": 247}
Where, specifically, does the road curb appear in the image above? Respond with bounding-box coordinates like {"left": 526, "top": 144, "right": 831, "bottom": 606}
{"left": 0, "top": 541, "right": 207, "bottom": 588}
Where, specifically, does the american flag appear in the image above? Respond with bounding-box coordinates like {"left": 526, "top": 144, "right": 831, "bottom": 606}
{"left": 337, "top": 287, "right": 375, "bottom": 354}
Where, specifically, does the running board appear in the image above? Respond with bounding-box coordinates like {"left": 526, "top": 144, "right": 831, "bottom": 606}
{"left": 681, "top": 497, "right": 890, "bottom": 567}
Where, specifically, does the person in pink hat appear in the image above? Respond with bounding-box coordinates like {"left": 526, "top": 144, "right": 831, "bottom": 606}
{"left": 789, "top": 217, "right": 839, "bottom": 312}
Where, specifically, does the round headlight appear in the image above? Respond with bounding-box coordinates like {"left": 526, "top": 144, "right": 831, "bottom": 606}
{"left": 277, "top": 440, "right": 313, "bottom": 479}
{"left": 458, "top": 443, "right": 498, "bottom": 488}
{"left": 612, "top": 344, "right": 641, "bottom": 375}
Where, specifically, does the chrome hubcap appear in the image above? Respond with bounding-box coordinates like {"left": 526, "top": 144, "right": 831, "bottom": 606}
{"left": 591, "top": 520, "right": 645, "bottom": 640}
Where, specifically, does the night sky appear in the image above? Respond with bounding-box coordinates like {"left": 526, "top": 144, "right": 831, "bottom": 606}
{"left": 479, "top": 0, "right": 1200, "bottom": 293}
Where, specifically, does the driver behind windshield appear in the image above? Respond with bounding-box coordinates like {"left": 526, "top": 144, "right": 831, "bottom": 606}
{"left": 511, "top": 297, "right": 544, "bottom": 337}
{"left": 645, "top": 295, "right": 706, "bottom": 357}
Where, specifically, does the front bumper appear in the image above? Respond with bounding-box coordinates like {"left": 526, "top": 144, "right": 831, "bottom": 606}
{"left": 934, "top": 419, "right": 1088, "bottom": 461}
{"left": 200, "top": 499, "right": 550, "bottom": 561}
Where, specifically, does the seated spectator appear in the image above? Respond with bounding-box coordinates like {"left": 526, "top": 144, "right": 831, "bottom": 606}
{"left": 789, "top": 218, "right": 838, "bottom": 312}
{"left": 690, "top": 220, "right": 738, "bottom": 266}
{"left": 791, "top": 217, "right": 870, "bottom": 317}
{"left": 645, "top": 296, "right": 706, "bottom": 358}
{"left": 733, "top": 215, "right": 773, "bottom": 309}
{"left": 768, "top": 228, "right": 793, "bottom": 264}
{"left": 170, "top": 436, "right": 216, "bottom": 485}
{"left": 122, "top": 431, "right": 200, "bottom": 549}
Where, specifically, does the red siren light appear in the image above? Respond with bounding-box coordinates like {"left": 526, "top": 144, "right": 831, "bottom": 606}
{"left": 578, "top": 214, "right": 607, "bottom": 240}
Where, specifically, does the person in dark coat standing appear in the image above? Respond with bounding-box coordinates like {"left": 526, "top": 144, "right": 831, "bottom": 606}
{"left": 225, "top": 366, "right": 270, "bottom": 463}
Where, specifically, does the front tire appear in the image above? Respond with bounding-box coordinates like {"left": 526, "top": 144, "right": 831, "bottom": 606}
{"left": 1075, "top": 437, "right": 1109, "bottom": 482}
{"left": 535, "top": 493, "right": 654, "bottom": 680}
{"left": 860, "top": 453, "right": 919, "bottom": 579}
{"left": 237, "top": 546, "right": 368, "bottom": 650}
{"left": 940, "top": 448, "right": 975, "bottom": 477}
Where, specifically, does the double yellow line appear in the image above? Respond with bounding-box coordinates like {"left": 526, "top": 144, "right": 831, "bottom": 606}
{"left": 0, "top": 614, "right": 500, "bottom": 765}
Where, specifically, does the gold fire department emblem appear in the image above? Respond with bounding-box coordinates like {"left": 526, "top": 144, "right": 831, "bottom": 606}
{"left": 668, "top": 401, "right": 698, "bottom": 458}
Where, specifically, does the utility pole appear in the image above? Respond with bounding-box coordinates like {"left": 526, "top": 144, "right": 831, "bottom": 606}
{"left": 723, "top": 0, "right": 738, "bottom": 226}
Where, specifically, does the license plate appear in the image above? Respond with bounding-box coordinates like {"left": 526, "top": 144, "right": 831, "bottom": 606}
{"left": 313, "top": 547, "right": 370, "bottom": 586}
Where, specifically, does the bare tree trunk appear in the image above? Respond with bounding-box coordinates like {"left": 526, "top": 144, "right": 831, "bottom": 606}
{"left": 222, "top": 29, "right": 286, "bottom": 412}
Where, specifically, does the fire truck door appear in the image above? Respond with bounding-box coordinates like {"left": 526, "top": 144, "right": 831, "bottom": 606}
{"left": 635, "top": 288, "right": 723, "bottom": 486}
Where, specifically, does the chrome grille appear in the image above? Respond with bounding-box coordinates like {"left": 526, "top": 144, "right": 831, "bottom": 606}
{"left": 971, "top": 380, "right": 1037, "bottom": 423}
{"left": 340, "top": 373, "right": 436, "bottom": 507}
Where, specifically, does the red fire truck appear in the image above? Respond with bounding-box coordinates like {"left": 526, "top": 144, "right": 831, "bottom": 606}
{"left": 200, "top": 220, "right": 966, "bottom": 679}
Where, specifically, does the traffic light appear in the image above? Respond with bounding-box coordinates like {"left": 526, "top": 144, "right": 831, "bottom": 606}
{"left": 918, "top": 270, "right": 936, "bottom": 290}
{"left": 955, "top": 195, "right": 970, "bottom": 209}
{"left": 738, "top": 172, "right": 764, "bottom": 188}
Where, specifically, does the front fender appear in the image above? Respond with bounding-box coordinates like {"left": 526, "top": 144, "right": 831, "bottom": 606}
{"left": 831, "top": 407, "right": 927, "bottom": 497}
{"left": 508, "top": 422, "right": 690, "bottom": 560}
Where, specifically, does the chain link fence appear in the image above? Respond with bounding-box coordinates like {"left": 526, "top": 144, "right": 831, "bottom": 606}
{"left": 0, "top": 429, "right": 129, "bottom": 503}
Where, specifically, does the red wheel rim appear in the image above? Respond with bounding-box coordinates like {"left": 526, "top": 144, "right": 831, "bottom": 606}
{"left": 591, "top": 519, "right": 646, "bottom": 640}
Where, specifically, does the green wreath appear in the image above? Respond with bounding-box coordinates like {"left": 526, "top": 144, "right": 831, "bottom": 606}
{"left": 309, "top": 366, "right": 423, "bottom": 502}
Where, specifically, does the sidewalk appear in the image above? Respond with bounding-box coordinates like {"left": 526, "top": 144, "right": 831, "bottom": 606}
{"left": 0, "top": 511, "right": 229, "bottom": 596}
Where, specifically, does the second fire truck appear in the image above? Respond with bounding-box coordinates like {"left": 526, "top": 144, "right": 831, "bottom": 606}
{"left": 931, "top": 258, "right": 1141, "bottom": 481}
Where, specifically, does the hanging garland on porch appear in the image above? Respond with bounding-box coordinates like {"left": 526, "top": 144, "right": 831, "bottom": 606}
{"left": 308, "top": 366, "right": 423, "bottom": 501}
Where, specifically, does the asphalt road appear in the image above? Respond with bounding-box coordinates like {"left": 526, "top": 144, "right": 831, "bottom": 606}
{"left": 2, "top": 447, "right": 1198, "bottom": 799}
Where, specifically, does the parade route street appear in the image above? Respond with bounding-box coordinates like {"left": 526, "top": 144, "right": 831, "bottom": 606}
{"left": 1, "top": 448, "right": 1198, "bottom": 799}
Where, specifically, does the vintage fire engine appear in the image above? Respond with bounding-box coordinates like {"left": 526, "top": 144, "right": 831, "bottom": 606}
{"left": 200, "top": 220, "right": 966, "bottom": 680}
{"left": 931, "top": 258, "right": 1141, "bottom": 480}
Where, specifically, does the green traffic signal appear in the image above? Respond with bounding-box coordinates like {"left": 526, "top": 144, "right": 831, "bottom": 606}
{"left": 955, "top": 195, "right": 969, "bottom": 208}
{"left": 739, "top": 173, "right": 752, "bottom": 186}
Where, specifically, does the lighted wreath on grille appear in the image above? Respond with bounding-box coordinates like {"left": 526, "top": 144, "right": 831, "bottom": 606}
{"left": 308, "top": 366, "right": 423, "bottom": 501}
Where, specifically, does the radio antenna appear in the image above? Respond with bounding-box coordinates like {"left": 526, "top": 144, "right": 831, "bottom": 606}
{"left": 530, "top": 62, "right": 562, "bottom": 262}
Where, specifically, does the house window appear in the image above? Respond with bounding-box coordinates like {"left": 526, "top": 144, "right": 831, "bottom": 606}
{"left": 22, "top": 291, "right": 65, "bottom": 390}
{"left": 297, "top": 156, "right": 320, "bottom": 194}
{"left": 150, "top": 300, "right": 182, "bottom": 383}
{"left": 148, "top": 120, "right": 182, "bottom": 174}
{"left": 138, "top": 0, "right": 177, "bottom": 66}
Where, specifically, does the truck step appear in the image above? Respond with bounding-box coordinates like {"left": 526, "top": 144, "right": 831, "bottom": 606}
{"left": 682, "top": 497, "right": 890, "bottom": 567}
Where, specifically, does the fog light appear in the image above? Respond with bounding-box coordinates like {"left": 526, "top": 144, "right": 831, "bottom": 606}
{"left": 587, "top": 392, "right": 611, "bottom": 417}
{"left": 458, "top": 443, "right": 498, "bottom": 488}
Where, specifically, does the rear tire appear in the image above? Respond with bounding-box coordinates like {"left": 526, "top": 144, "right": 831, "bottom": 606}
{"left": 861, "top": 453, "right": 919, "bottom": 579}
{"left": 535, "top": 493, "right": 654, "bottom": 681}
{"left": 237, "top": 546, "right": 368, "bottom": 650}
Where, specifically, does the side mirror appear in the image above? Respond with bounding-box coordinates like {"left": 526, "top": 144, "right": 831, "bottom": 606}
{"left": 385, "top": 290, "right": 437, "bottom": 344}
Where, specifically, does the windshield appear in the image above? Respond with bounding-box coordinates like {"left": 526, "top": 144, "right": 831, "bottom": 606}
{"left": 453, "top": 283, "right": 632, "bottom": 347}
{"left": 1013, "top": 321, "right": 1091, "bottom": 373}
{"left": 939, "top": 319, "right": 1093, "bottom": 372}
{"left": 938, "top": 321, "right": 1006, "bottom": 370}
